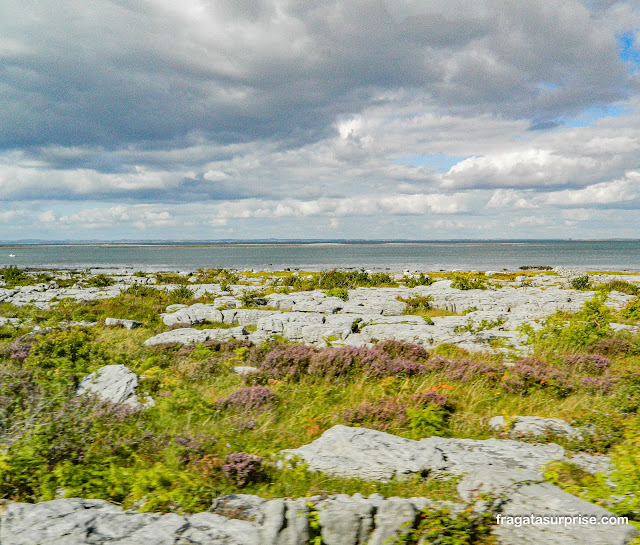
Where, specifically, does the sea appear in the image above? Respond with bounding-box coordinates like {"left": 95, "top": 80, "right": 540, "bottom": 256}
{"left": 1, "top": 241, "right": 639, "bottom": 272}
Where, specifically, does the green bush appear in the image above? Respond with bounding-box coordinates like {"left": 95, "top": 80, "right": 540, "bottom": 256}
{"left": 170, "top": 285, "right": 195, "bottom": 302}
{"left": 85, "top": 274, "right": 115, "bottom": 288}
{"left": 324, "top": 288, "right": 349, "bottom": 301}
{"left": 621, "top": 296, "right": 640, "bottom": 320}
{"left": 450, "top": 274, "right": 487, "bottom": 290}
{"left": 523, "top": 295, "right": 613, "bottom": 352}
{"left": 405, "top": 274, "right": 434, "bottom": 287}
{"left": 597, "top": 280, "right": 639, "bottom": 296}
{"left": 399, "top": 295, "right": 433, "bottom": 313}
{"left": 570, "top": 275, "right": 591, "bottom": 290}
{"left": 0, "top": 266, "right": 27, "bottom": 286}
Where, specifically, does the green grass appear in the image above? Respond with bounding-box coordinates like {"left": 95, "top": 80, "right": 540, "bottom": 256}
{"left": 2, "top": 286, "right": 640, "bottom": 533}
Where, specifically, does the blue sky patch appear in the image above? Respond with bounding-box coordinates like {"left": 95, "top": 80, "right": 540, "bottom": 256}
{"left": 393, "top": 154, "right": 470, "bottom": 173}
{"left": 617, "top": 30, "right": 640, "bottom": 71}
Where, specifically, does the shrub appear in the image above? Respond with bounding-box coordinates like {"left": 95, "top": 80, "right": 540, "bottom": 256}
{"left": 580, "top": 377, "right": 617, "bottom": 395}
{"left": 429, "top": 357, "right": 505, "bottom": 384}
{"left": 324, "top": 288, "right": 349, "bottom": 301}
{"left": 222, "top": 453, "right": 263, "bottom": 487}
{"left": 393, "top": 504, "right": 496, "bottom": 544}
{"left": 307, "top": 346, "right": 365, "bottom": 378}
{"left": 365, "top": 358, "right": 428, "bottom": 379}
{"left": 450, "top": 274, "right": 487, "bottom": 290}
{"left": 501, "top": 358, "right": 573, "bottom": 396}
{"left": 399, "top": 295, "right": 433, "bottom": 313}
{"left": 170, "top": 285, "right": 195, "bottom": 302}
{"left": 219, "top": 386, "right": 276, "bottom": 411}
{"left": 259, "top": 345, "right": 317, "bottom": 379}
{"left": 0, "top": 266, "right": 27, "bottom": 285}
{"left": 374, "top": 340, "right": 429, "bottom": 361}
{"left": 621, "top": 296, "right": 640, "bottom": 320}
{"left": 343, "top": 400, "right": 408, "bottom": 431}
{"left": 409, "top": 389, "right": 452, "bottom": 410}
{"left": 570, "top": 275, "right": 591, "bottom": 290}
{"left": 122, "top": 284, "right": 161, "bottom": 297}
{"left": 589, "top": 337, "right": 634, "bottom": 356}
{"left": 85, "top": 274, "right": 115, "bottom": 288}
{"left": 564, "top": 354, "right": 610, "bottom": 375}
{"left": 405, "top": 273, "right": 434, "bottom": 287}
{"left": 524, "top": 295, "right": 613, "bottom": 351}
{"left": 596, "top": 280, "right": 639, "bottom": 296}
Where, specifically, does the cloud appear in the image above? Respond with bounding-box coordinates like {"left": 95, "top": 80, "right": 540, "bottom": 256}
{"left": 1, "top": 1, "right": 640, "bottom": 240}
{"left": 543, "top": 174, "right": 639, "bottom": 205}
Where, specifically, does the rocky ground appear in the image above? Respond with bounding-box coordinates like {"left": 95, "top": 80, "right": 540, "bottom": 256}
{"left": 1, "top": 267, "right": 640, "bottom": 544}
{"left": 1, "top": 268, "right": 638, "bottom": 355}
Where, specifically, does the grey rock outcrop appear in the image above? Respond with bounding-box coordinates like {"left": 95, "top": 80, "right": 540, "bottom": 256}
{"left": 281, "top": 426, "right": 636, "bottom": 545}
{"left": 76, "top": 364, "right": 153, "bottom": 409}
{"left": 0, "top": 498, "right": 259, "bottom": 545}
{"left": 104, "top": 317, "right": 142, "bottom": 329}
{"left": 143, "top": 326, "right": 246, "bottom": 346}
{"left": 489, "top": 415, "right": 587, "bottom": 441}
{"left": 2, "top": 488, "right": 635, "bottom": 545}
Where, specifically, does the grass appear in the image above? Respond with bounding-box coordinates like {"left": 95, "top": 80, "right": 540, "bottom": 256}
{"left": 2, "top": 277, "right": 640, "bottom": 537}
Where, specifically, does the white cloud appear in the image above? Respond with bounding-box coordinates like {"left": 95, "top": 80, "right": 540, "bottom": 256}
{"left": 544, "top": 174, "right": 639, "bottom": 205}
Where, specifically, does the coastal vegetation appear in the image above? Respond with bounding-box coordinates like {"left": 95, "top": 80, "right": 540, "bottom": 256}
{"left": 1, "top": 267, "right": 640, "bottom": 542}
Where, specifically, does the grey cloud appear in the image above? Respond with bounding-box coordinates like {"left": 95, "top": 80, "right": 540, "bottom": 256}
{"left": 1, "top": 0, "right": 636, "bottom": 159}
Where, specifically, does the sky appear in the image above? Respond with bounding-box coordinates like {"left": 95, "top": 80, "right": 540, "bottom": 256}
{"left": 1, "top": 0, "right": 640, "bottom": 241}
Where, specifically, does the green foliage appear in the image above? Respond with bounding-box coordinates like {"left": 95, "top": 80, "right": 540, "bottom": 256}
{"left": 450, "top": 274, "right": 487, "bottom": 291}
{"left": 523, "top": 294, "right": 613, "bottom": 352}
{"left": 85, "top": 274, "right": 115, "bottom": 288}
{"left": 454, "top": 318, "right": 506, "bottom": 334}
{"left": 307, "top": 503, "right": 324, "bottom": 545}
{"left": 621, "top": 296, "right": 640, "bottom": 320}
{"left": 407, "top": 405, "right": 449, "bottom": 439}
{"left": 391, "top": 504, "right": 497, "bottom": 545}
{"left": 597, "top": 280, "right": 639, "bottom": 296}
{"left": 570, "top": 275, "right": 591, "bottom": 290}
{"left": 240, "top": 290, "right": 267, "bottom": 307}
{"left": 324, "top": 288, "right": 349, "bottom": 301}
{"left": 0, "top": 266, "right": 27, "bottom": 286}
{"left": 399, "top": 295, "right": 433, "bottom": 313}
{"left": 281, "top": 269, "right": 397, "bottom": 291}
{"left": 196, "top": 268, "right": 240, "bottom": 286}
{"left": 170, "top": 285, "right": 195, "bottom": 302}
{"left": 405, "top": 274, "right": 434, "bottom": 288}
{"left": 544, "top": 462, "right": 612, "bottom": 506}
{"left": 27, "top": 328, "right": 107, "bottom": 384}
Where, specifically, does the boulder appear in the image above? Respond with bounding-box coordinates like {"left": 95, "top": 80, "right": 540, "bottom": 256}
{"left": 104, "top": 317, "right": 142, "bottom": 329}
{"left": 76, "top": 364, "right": 153, "bottom": 409}
{"left": 489, "top": 416, "right": 587, "bottom": 441}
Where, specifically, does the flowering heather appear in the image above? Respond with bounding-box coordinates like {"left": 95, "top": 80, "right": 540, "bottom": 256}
{"left": 589, "top": 337, "right": 634, "bottom": 356}
{"left": 374, "top": 340, "right": 429, "bottom": 362}
{"left": 219, "top": 386, "right": 276, "bottom": 411}
{"left": 365, "top": 358, "right": 428, "bottom": 379}
{"left": 175, "top": 435, "right": 206, "bottom": 464}
{"left": 442, "top": 358, "right": 505, "bottom": 383}
{"left": 343, "top": 400, "right": 408, "bottom": 431}
{"left": 259, "top": 345, "right": 317, "bottom": 379}
{"left": 565, "top": 354, "right": 610, "bottom": 375}
{"left": 580, "top": 376, "right": 617, "bottom": 395}
{"left": 307, "top": 346, "right": 367, "bottom": 378}
{"left": 409, "top": 389, "right": 452, "bottom": 410}
{"left": 222, "top": 453, "right": 263, "bottom": 487}
{"left": 501, "top": 358, "right": 573, "bottom": 396}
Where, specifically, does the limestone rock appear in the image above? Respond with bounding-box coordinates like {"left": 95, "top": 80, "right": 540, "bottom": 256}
{"left": 76, "top": 364, "right": 153, "bottom": 409}
{"left": 489, "top": 416, "right": 586, "bottom": 441}
{"left": 104, "top": 317, "right": 142, "bottom": 329}
{"left": 143, "top": 326, "right": 246, "bottom": 346}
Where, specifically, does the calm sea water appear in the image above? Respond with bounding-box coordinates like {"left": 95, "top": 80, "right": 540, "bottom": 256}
{"left": 0, "top": 241, "right": 639, "bottom": 272}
